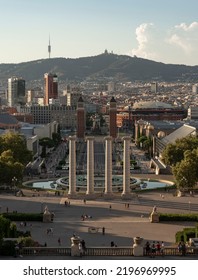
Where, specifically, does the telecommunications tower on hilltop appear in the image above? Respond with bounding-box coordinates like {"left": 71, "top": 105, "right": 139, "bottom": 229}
{"left": 48, "top": 36, "right": 51, "bottom": 59}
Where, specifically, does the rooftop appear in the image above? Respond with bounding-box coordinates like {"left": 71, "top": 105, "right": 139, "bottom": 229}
{"left": 161, "top": 124, "right": 197, "bottom": 144}
{"left": 133, "top": 101, "right": 173, "bottom": 109}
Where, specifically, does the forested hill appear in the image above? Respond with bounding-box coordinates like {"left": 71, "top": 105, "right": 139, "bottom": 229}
{"left": 0, "top": 53, "right": 198, "bottom": 83}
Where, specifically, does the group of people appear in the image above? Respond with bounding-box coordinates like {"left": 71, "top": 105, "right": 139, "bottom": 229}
{"left": 145, "top": 241, "right": 164, "bottom": 257}
{"left": 81, "top": 214, "right": 92, "bottom": 220}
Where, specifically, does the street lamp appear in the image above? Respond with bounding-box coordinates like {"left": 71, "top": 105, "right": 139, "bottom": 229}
{"left": 189, "top": 201, "right": 191, "bottom": 213}
{"left": 41, "top": 201, "right": 44, "bottom": 213}
{"left": 12, "top": 176, "right": 17, "bottom": 189}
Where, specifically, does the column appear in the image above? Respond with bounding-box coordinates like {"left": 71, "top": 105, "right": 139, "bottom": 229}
{"left": 68, "top": 136, "right": 76, "bottom": 196}
{"left": 104, "top": 136, "right": 113, "bottom": 198}
{"left": 86, "top": 136, "right": 95, "bottom": 196}
{"left": 122, "top": 136, "right": 132, "bottom": 199}
{"left": 135, "top": 122, "right": 139, "bottom": 144}
{"left": 152, "top": 135, "right": 156, "bottom": 158}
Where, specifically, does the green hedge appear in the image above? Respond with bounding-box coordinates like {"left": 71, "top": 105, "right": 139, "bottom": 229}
{"left": 159, "top": 213, "right": 198, "bottom": 222}
{"left": 175, "top": 228, "right": 196, "bottom": 243}
{"left": 2, "top": 213, "right": 43, "bottom": 222}
{"left": 0, "top": 240, "right": 16, "bottom": 256}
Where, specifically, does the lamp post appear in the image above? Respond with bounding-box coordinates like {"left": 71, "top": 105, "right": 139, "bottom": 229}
{"left": 12, "top": 176, "right": 17, "bottom": 189}
{"left": 41, "top": 201, "right": 44, "bottom": 213}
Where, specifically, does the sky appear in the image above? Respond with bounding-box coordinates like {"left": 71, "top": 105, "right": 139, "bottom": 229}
{"left": 0, "top": 0, "right": 198, "bottom": 65}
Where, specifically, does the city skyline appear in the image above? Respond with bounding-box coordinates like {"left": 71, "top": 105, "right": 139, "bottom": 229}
{"left": 0, "top": 0, "right": 198, "bottom": 65}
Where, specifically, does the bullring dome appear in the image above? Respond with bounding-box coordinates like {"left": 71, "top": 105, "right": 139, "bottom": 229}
{"left": 133, "top": 101, "right": 173, "bottom": 109}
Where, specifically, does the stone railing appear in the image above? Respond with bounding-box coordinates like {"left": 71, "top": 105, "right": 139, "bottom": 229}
{"left": 17, "top": 246, "right": 198, "bottom": 257}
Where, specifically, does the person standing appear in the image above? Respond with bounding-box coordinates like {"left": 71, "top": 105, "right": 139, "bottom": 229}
{"left": 181, "top": 241, "right": 186, "bottom": 256}
{"left": 156, "top": 241, "right": 161, "bottom": 255}
{"left": 81, "top": 240, "right": 86, "bottom": 255}
{"left": 58, "top": 237, "right": 61, "bottom": 246}
{"left": 145, "top": 241, "right": 151, "bottom": 256}
{"left": 151, "top": 241, "right": 156, "bottom": 258}
{"left": 161, "top": 241, "right": 165, "bottom": 256}
{"left": 79, "top": 242, "right": 83, "bottom": 257}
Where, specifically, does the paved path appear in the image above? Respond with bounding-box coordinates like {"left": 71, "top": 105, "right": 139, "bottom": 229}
{"left": 1, "top": 187, "right": 197, "bottom": 249}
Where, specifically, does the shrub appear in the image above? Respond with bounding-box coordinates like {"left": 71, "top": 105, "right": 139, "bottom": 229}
{"left": 19, "top": 236, "right": 36, "bottom": 247}
{"left": 2, "top": 213, "right": 43, "bottom": 221}
{"left": 175, "top": 228, "right": 196, "bottom": 243}
{"left": 0, "top": 240, "right": 16, "bottom": 256}
{"left": 159, "top": 213, "right": 198, "bottom": 222}
{"left": 9, "top": 222, "right": 17, "bottom": 238}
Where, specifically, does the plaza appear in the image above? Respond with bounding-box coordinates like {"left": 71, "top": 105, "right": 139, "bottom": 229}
{"left": 1, "top": 138, "right": 198, "bottom": 259}
{"left": 1, "top": 175, "right": 198, "bottom": 251}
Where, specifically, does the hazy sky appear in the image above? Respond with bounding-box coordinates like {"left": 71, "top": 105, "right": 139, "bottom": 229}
{"left": 0, "top": 0, "right": 198, "bottom": 65}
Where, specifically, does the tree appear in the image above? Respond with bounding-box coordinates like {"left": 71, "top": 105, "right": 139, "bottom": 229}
{"left": 39, "top": 137, "right": 54, "bottom": 148}
{"left": 172, "top": 159, "right": 197, "bottom": 190}
{"left": 172, "top": 148, "right": 198, "bottom": 191}
{"left": 0, "top": 150, "right": 24, "bottom": 184}
{"left": 0, "top": 216, "right": 11, "bottom": 244}
{"left": 162, "top": 136, "right": 198, "bottom": 166}
{"left": 162, "top": 136, "right": 198, "bottom": 192}
{"left": 0, "top": 133, "right": 32, "bottom": 185}
{"left": 39, "top": 137, "right": 55, "bottom": 158}
{"left": 0, "top": 132, "right": 32, "bottom": 165}
{"left": 52, "top": 132, "right": 61, "bottom": 147}
{"left": 137, "top": 135, "right": 148, "bottom": 148}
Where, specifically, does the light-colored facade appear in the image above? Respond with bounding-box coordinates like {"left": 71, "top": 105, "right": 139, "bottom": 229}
{"left": 33, "top": 121, "right": 58, "bottom": 139}
{"left": 67, "top": 91, "right": 81, "bottom": 107}
{"left": 19, "top": 105, "right": 76, "bottom": 129}
{"left": 188, "top": 106, "right": 198, "bottom": 120}
{"left": 7, "top": 77, "right": 25, "bottom": 107}
{"left": 26, "top": 135, "right": 39, "bottom": 157}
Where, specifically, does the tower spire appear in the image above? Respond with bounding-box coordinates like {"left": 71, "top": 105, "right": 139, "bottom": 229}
{"left": 48, "top": 35, "right": 51, "bottom": 59}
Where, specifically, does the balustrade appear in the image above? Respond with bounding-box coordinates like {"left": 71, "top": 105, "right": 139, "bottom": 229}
{"left": 17, "top": 246, "right": 198, "bottom": 257}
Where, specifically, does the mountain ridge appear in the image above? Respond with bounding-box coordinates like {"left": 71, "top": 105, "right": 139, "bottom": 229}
{"left": 0, "top": 53, "right": 198, "bottom": 84}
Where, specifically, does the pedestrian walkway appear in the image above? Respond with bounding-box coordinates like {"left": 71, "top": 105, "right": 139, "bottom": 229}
{"left": 1, "top": 186, "right": 197, "bottom": 251}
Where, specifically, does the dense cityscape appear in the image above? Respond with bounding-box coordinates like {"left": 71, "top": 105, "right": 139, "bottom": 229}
{"left": 0, "top": 49, "right": 198, "bottom": 261}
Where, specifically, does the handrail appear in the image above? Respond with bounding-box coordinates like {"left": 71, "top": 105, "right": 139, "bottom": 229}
{"left": 16, "top": 246, "right": 198, "bottom": 257}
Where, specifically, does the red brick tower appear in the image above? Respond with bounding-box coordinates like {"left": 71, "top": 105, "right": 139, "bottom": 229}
{"left": 44, "top": 73, "right": 58, "bottom": 105}
{"left": 109, "top": 96, "right": 117, "bottom": 138}
{"left": 77, "top": 96, "right": 85, "bottom": 139}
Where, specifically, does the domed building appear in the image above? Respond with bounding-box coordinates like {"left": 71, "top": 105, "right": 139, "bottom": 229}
{"left": 157, "top": 131, "right": 166, "bottom": 139}
{"left": 132, "top": 101, "right": 173, "bottom": 110}
{"left": 117, "top": 101, "right": 187, "bottom": 133}
{"left": 131, "top": 101, "right": 186, "bottom": 121}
